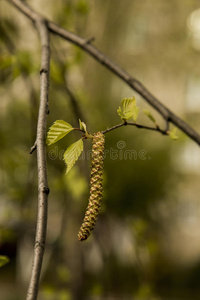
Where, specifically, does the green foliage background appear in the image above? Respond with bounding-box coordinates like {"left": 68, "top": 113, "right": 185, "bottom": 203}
{"left": 1, "top": 1, "right": 200, "bottom": 299}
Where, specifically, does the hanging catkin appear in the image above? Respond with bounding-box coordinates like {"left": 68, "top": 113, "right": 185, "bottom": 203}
{"left": 78, "top": 132, "right": 105, "bottom": 241}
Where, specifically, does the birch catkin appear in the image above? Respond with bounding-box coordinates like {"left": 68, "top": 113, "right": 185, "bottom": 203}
{"left": 78, "top": 132, "right": 105, "bottom": 241}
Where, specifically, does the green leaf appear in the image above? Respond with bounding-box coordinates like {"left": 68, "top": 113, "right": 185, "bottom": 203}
{"left": 143, "top": 109, "right": 156, "bottom": 123}
{"left": 64, "top": 139, "right": 83, "bottom": 174}
{"left": 0, "top": 256, "right": 10, "bottom": 268}
{"left": 132, "top": 105, "right": 140, "bottom": 122}
{"left": 79, "top": 119, "right": 87, "bottom": 133}
{"left": 117, "top": 106, "right": 122, "bottom": 118}
{"left": 169, "top": 128, "right": 178, "bottom": 140}
{"left": 117, "top": 97, "right": 139, "bottom": 121}
{"left": 46, "top": 120, "right": 74, "bottom": 146}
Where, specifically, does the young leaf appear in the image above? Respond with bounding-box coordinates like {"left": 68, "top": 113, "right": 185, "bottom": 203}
{"left": 117, "top": 97, "right": 139, "bottom": 121}
{"left": 132, "top": 105, "right": 140, "bottom": 122}
{"left": 64, "top": 139, "right": 84, "bottom": 174}
{"left": 79, "top": 119, "right": 87, "bottom": 133}
{"left": 169, "top": 128, "right": 178, "bottom": 140}
{"left": 46, "top": 120, "right": 74, "bottom": 146}
{"left": 117, "top": 106, "right": 123, "bottom": 118}
{"left": 143, "top": 109, "right": 156, "bottom": 123}
{"left": 0, "top": 256, "right": 10, "bottom": 268}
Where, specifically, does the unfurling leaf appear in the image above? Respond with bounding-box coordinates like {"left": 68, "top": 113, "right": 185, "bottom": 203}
{"left": 46, "top": 120, "right": 74, "bottom": 146}
{"left": 132, "top": 104, "right": 140, "bottom": 122}
{"left": 169, "top": 128, "right": 178, "bottom": 140}
{"left": 64, "top": 139, "right": 84, "bottom": 174}
{"left": 117, "top": 97, "right": 139, "bottom": 121}
{"left": 143, "top": 109, "right": 156, "bottom": 124}
{"left": 79, "top": 119, "right": 87, "bottom": 133}
{"left": 0, "top": 256, "right": 10, "bottom": 268}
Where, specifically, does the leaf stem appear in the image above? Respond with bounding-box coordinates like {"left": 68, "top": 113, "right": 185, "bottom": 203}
{"left": 73, "top": 128, "right": 85, "bottom": 133}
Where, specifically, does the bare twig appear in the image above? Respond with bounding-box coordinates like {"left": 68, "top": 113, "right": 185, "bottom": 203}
{"left": 9, "top": 0, "right": 200, "bottom": 145}
{"left": 102, "top": 122, "right": 168, "bottom": 135}
{"left": 8, "top": 3, "right": 50, "bottom": 300}
{"left": 47, "top": 24, "right": 200, "bottom": 145}
{"left": 51, "top": 42, "right": 86, "bottom": 125}
{"left": 30, "top": 141, "right": 37, "bottom": 154}
{"left": 84, "top": 36, "right": 95, "bottom": 44}
{"left": 25, "top": 19, "right": 50, "bottom": 300}
{"left": 126, "top": 122, "right": 168, "bottom": 135}
{"left": 64, "top": 82, "right": 85, "bottom": 123}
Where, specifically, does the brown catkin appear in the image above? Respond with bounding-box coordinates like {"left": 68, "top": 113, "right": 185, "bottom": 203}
{"left": 78, "top": 132, "right": 105, "bottom": 241}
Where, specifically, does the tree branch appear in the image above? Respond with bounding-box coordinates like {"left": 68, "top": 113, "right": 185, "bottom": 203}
{"left": 25, "top": 19, "right": 50, "bottom": 300}
{"left": 9, "top": 0, "right": 200, "bottom": 145}
{"left": 47, "top": 25, "right": 200, "bottom": 145}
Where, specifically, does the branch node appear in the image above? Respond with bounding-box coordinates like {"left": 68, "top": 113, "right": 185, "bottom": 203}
{"left": 42, "top": 186, "right": 50, "bottom": 194}
{"left": 127, "top": 78, "right": 134, "bottom": 85}
{"left": 84, "top": 36, "right": 95, "bottom": 45}
{"left": 40, "top": 68, "right": 48, "bottom": 74}
{"left": 35, "top": 241, "right": 45, "bottom": 250}
{"left": 30, "top": 142, "right": 37, "bottom": 154}
{"left": 135, "top": 124, "right": 142, "bottom": 128}
{"left": 46, "top": 104, "right": 50, "bottom": 115}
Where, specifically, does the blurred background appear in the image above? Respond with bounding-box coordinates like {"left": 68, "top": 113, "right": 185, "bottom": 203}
{"left": 1, "top": 0, "right": 200, "bottom": 299}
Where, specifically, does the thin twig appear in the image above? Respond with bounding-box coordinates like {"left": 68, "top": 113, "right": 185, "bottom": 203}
{"left": 46, "top": 24, "right": 200, "bottom": 145}
{"left": 84, "top": 36, "right": 95, "bottom": 44}
{"left": 127, "top": 122, "right": 168, "bottom": 135}
{"left": 102, "top": 122, "right": 168, "bottom": 135}
{"left": 25, "top": 19, "right": 50, "bottom": 300}
{"left": 30, "top": 141, "right": 37, "bottom": 154}
{"left": 50, "top": 42, "right": 86, "bottom": 126}
{"left": 8, "top": 0, "right": 200, "bottom": 145}
{"left": 101, "top": 123, "right": 125, "bottom": 134}
{"left": 63, "top": 80, "right": 85, "bottom": 124}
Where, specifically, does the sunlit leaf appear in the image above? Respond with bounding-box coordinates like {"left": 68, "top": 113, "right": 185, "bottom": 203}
{"left": 64, "top": 139, "right": 83, "bottom": 174}
{"left": 0, "top": 256, "right": 10, "bottom": 268}
{"left": 117, "top": 106, "right": 122, "bottom": 118}
{"left": 169, "top": 128, "right": 178, "bottom": 140}
{"left": 143, "top": 109, "right": 156, "bottom": 123}
{"left": 117, "top": 97, "right": 139, "bottom": 121}
{"left": 132, "top": 105, "right": 140, "bottom": 122}
{"left": 46, "top": 120, "right": 74, "bottom": 146}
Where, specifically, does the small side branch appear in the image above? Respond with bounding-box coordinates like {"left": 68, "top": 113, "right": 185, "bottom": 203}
{"left": 102, "top": 122, "right": 168, "bottom": 136}
{"left": 47, "top": 23, "right": 200, "bottom": 145}
{"left": 8, "top": 0, "right": 200, "bottom": 146}
{"left": 26, "top": 19, "right": 50, "bottom": 300}
{"left": 30, "top": 141, "right": 37, "bottom": 154}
